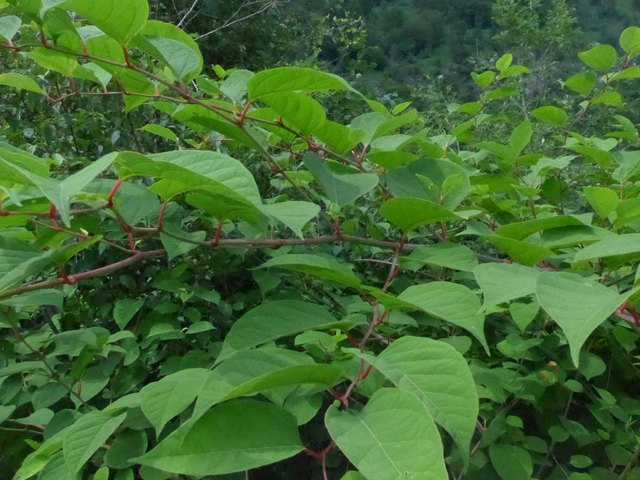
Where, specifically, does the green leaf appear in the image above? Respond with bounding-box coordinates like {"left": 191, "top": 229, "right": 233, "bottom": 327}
{"left": 564, "top": 71, "right": 597, "bottom": 96}
{"left": 132, "top": 20, "right": 203, "bottom": 82}
{"left": 536, "top": 272, "right": 631, "bottom": 366}
{"left": 139, "top": 124, "right": 178, "bottom": 143}
{"left": 496, "top": 53, "right": 513, "bottom": 72}
{"left": 489, "top": 444, "right": 533, "bottom": 480}
{"left": 140, "top": 368, "right": 209, "bottom": 437}
{"left": 404, "top": 243, "right": 478, "bottom": 272}
{"left": 326, "top": 388, "right": 447, "bottom": 480}
{"left": 496, "top": 215, "right": 585, "bottom": 240}
{"left": 380, "top": 198, "right": 461, "bottom": 231}
{"left": 509, "top": 120, "right": 532, "bottom": 155}
{"left": 303, "top": 152, "right": 378, "bottom": 207}
{"left": 259, "top": 92, "right": 326, "bottom": 135}
{"left": 474, "top": 263, "right": 539, "bottom": 307}
{"left": 0, "top": 73, "right": 44, "bottom": 94}
{"left": 471, "top": 71, "right": 495, "bottom": 89}
{"left": 591, "top": 90, "right": 622, "bottom": 106}
{"left": 0, "top": 289, "right": 63, "bottom": 309}
{"left": 160, "top": 227, "right": 206, "bottom": 261}
{"left": 195, "top": 349, "right": 317, "bottom": 418}
{"left": 247, "top": 67, "right": 355, "bottom": 99}
{"left": 584, "top": 186, "right": 619, "bottom": 218}
{"left": 574, "top": 234, "right": 640, "bottom": 262}
{"left": 372, "top": 337, "right": 479, "bottom": 459}
{"left": 620, "top": 26, "right": 640, "bottom": 57}
{"left": 578, "top": 44, "right": 618, "bottom": 72}
{"left": 136, "top": 399, "right": 303, "bottom": 476}
{"left": 63, "top": 410, "right": 127, "bottom": 475}
{"left": 113, "top": 298, "right": 144, "bottom": 330}
{"left": 257, "top": 254, "right": 361, "bottom": 288}
{"left": 397, "top": 283, "right": 487, "bottom": 351}
{"left": 480, "top": 234, "right": 554, "bottom": 266}
{"left": 531, "top": 106, "right": 568, "bottom": 126}
{"left": 12, "top": 434, "right": 65, "bottom": 480}
{"left": 0, "top": 15, "right": 21, "bottom": 40}
{"left": 105, "top": 429, "right": 148, "bottom": 469}
{"left": 218, "top": 300, "right": 339, "bottom": 362}
{"left": 62, "top": 0, "right": 149, "bottom": 44}
{"left": 509, "top": 301, "right": 540, "bottom": 332}
{"left": 257, "top": 201, "right": 320, "bottom": 238}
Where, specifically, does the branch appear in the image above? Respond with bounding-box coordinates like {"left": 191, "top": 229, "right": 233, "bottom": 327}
{"left": 177, "top": 0, "right": 199, "bottom": 28}
{"left": 195, "top": 0, "right": 279, "bottom": 42}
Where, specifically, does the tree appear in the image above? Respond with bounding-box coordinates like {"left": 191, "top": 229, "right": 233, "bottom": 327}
{"left": 1, "top": 1, "right": 640, "bottom": 479}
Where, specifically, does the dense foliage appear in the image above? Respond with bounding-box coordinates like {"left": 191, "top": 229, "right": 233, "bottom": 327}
{"left": 1, "top": 1, "right": 640, "bottom": 480}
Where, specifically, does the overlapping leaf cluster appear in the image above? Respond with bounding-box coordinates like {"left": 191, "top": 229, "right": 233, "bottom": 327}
{"left": 1, "top": 1, "right": 640, "bottom": 479}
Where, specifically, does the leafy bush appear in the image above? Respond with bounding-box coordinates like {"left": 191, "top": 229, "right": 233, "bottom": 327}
{"left": 1, "top": 1, "right": 640, "bottom": 479}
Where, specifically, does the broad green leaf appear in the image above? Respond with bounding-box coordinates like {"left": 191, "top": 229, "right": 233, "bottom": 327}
{"left": 28, "top": 48, "right": 79, "bottom": 77}
{"left": 63, "top": 410, "right": 127, "bottom": 475}
{"left": 260, "top": 92, "right": 326, "bottom": 135}
{"left": 326, "top": 388, "right": 447, "bottom": 480}
{"left": 104, "top": 430, "right": 148, "bottom": 470}
{"left": 474, "top": 263, "right": 539, "bottom": 307}
{"left": 12, "top": 435, "right": 64, "bottom": 480}
{"left": 218, "top": 300, "right": 338, "bottom": 362}
{"left": 471, "top": 70, "right": 495, "bottom": 89}
{"left": 564, "top": 71, "right": 597, "bottom": 96}
{"left": 160, "top": 228, "right": 206, "bottom": 261}
{"left": 530, "top": 106, "right": 568, "bottom": 126}
{"left": 247, "top": 67, "right": 355, "bottom": 99}
{"left": 139, "top": 124, "right": 178, "bottom": 143}
{"left": 489, "top": 444, "right": 533, "bottom": 480}
{"left": 62, "top": 0, "right": 149, "bottom": 43}
{"left": 573, "top": 234, "right": 640, "bottom": 262}
{"left": 591, "top": 90, "right": 623, "bottom": 106}
{"left": 113, "top": 298, "right": 145, "bottom": 330}
{"left": 140, "top": 368, "right": 209, "bottom": 436}
{"left": 37, "top": 452, "right": 75, "bottom": 480}
{"left": 380, "top": 198, "right": 461, "bottom": 231}
{"left": 496, "top": 53, "right": 513, "bottom": 71}
{"left": 509, "top": 301, "right": 540, "bottom": 332}
{"left": 0, "top": 237, "right": 54, "bottom": 292}
{"left": 136, "top": 399, "right": 303, "bottom": 475}
{"left": 536, "top": 272, "right": 631, "bottom": 365}
{"left": 496, "top": 215, "right": 585, "bottom": 240}
{"left": 386, "top": 158, "right": 471, "bottom": 209}
{"left": 219, "top": 364, "right": 342, "bottom": 404}
{"left": 373, "top": 337, "right": 479, "bottom": 459}
{"left": 398, "top": 283, "right": 487, "bottom": 351}
{"left": 578, "top": 44, "right": 618, "bottom": 72}
{"left": 609, "top": 66, "right": 640, "bottom": 81}
{"left": 303, "top": 152, "right": 378, "bottom": 207}
{"left": 620, "top": 26, "right": 640, "bottom": 56}
{"left": 350, "top": 111, "right": 418, "bottom": 143}
{"left": 147, "top": 150, "right": 261, "bottom": 203}
{"left": 257, "top": 254, "right": 361, "bottom": 288}
{"left": 114, "top": 151, "right": 262, "bottom": 224}
{"left": 195, "top": 349, "right": 316, "bottom": 418}
{"left": 404, "top": 242, "right": 478, "bottom": 272}
{"left": 0, "top": 289, "right": 63, "bottom": 309}
{"left": 509, "top": 120, "right": 532, "bottom": 155}
{"left": 583, "top": 186, "right": 619, "bottom": 218}
{"left": 0, "top": 73, "right": 44, "bottom": 94}
{"left": 257, "top": 201, "right": 320, "bottom": 238}
{"left": 133, "top": 20, "right": 203, "bottom": 82}
{"left": 0, "top": 15, "right": 20, "bottom": 40}
{"left": 480, "top": 234, "right": 554, "bottom": 266}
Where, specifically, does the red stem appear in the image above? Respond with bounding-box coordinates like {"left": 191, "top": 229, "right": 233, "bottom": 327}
{"left": 107, "top": 179, "right": 124, "bottom": 207}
